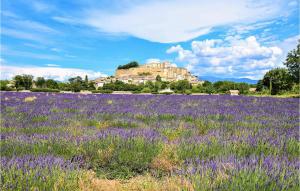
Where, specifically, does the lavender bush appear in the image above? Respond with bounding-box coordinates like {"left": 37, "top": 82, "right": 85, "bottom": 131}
{"left": 0, "top": 92, "right": 299, "bottom": 190}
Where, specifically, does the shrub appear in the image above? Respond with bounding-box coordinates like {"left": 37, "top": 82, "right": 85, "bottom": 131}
{"left": 30, "top": 88, "right": 60, "bottom": 92}
{"left": 83, "top": 138, "right": 162, "bottom": 179}
{"left": 91, "top": 90, "right": 102, "bottom": 93}
{"left": 184, "top": 90, "right": 192, "bottom": 95}
{"left": 117, "top": 61, "right": 139, "bottom": 69}
{"left": 141, "top": 87, "right": 151, "bottom": 93}
{"left": 91, "top": 90, "right": 113, "bottom": 94}
{"left": 101, "top": 90, "right": 113, "bottom": 94}
{"left": 132, "top": 90, "right": 141, "bottom": 94}
{"left": 160, "top": 92, "right": 173, "bottom": 95}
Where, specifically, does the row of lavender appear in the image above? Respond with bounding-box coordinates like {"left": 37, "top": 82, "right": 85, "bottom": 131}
{"left": 0, "top": 92, "right": 299, "bottom": 190}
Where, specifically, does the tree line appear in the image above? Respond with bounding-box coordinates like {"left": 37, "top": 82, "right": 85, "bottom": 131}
{"left": 0, "top": 75, "right": 96, "bottom": 92}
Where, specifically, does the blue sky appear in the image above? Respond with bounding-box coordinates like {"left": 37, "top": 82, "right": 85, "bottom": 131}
{"left": 1, "top": 0, "right": 299, "bottom": 81}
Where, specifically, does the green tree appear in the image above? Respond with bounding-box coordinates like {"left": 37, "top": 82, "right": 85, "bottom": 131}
{"left": 213, "top": 81, "right": 235, "bottom": 93}
{"left": 262, "top": 68, "right": 293, "bottom": 95}
{"left": 14, "top": 74, "right": 33, "bottom": 90}
{"left": 0, "top": 80, "right": 11, "bottom": 91}
{"left": 35, "top": 77, "right": 46, "bottom": 88}
{"left": 45, "top": 79, "right": 59, "bottom": 89}
{"left": 202, "top": 81, "right": 212, "bottom": 87}
{"left": 171, "top": 80, "right": 191, "bottom": 93}
{"left": 256, "top": 80, "right": 264, "bottom": 91}
{"left": 145, "top": 81, "right": 155, "bottom": 90}
{"left": 283, "top": 40, "right": 299, "bottom": 83}
{"left": 88, "top": 81, "right": 96, "bottom": 90}
{"left": 236, "top": 83, "right": 250, "bottom": 94}
{"left": 156, "top": 75, "right": 162, "bottom": 82}
{"left": 117, "top": 61, "right": 139, "bottom": 69}
{"left": 68, "top": 76, "right": 84, "bottom": 92}
{"left": 58, "top": 82, "right": 69, "bottom": 91}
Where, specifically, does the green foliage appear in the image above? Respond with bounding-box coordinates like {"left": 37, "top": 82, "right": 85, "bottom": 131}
{"left": 117, "top": 61, "right": 139, "bottom": 69}
{"left": 256, "top": 80, "right": 264, "bottom": 91}
{"left": 170, "top": 80, "right": 191, "bottom": 93}
{"left": 156, "top": 75, "right": 162, "bottom": 82}
{"left": 184, "top": 89, "right": 192, "bottom": 95}
{"left": 68, "top": 76, "right": 84, "bottom": 92}
{"left": 45, "top": 79, "right": 59, "bottom": 89}
{"left": 160, "top": 92, "right": 173, "bottom": 95}
{"left": 236, "top": 82, "right": 250, "bottom": 94}
{"left": 91, "top": 89, "right": 113, "bottom": 94}
{"left": 30, "top": 88, "right": 60, "bottom": 92}
{"left": 1, "top": 167, "right": 82, "bottom": 191}
{"left": 213, "top": 81, "right": 235, "bottom": 93}
{"left": 35, "top": 77, "right": 46, "bottom": 88}
{"left": 262, "top": 68, "right": 293, "bottom": 95}
{"left": 14, "top": 74, "right": 33, "bottom": 90}
{"left": 291, "top": 84, "right": 300, "bottom": 94}
{"left": 283, "top": 40, "right": 299, "bottom": 83}
{"left": 102, "top": 80, "right": 141, "bottom": 91}
{"left": 141, "top": 87, "right": 151, "bottom": 93}
{"left": 138, "top": 72, "right": 151, "bottom": 76}
{"left": 0, "top": 80, "right": 13, "bottom": 91}
{"left": 197, "top": 81, "right": 216, "bottom": 94}
{"left": 202, "top": 80, "right": 212, "bottom": 87}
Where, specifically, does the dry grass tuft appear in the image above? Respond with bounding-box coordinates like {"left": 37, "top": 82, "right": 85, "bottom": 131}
{"left": 150, "top": 144, "right": 180, "bottom": 174}
{"left": 79, "top": 171, "right": 194, "bottom": 191}
{"left": 24, "top": 96, "right": 37, "bottom": 102}
{"left": 79, "top": 171, "right": 121, "bottom": 191}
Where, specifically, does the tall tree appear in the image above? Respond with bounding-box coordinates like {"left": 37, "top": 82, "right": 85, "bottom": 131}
{"left": 68, "top": 76, "right": 83, "bottom": 92}
{"left": 35, "top": 77, "right": 46, "bottom": 88}
{"left": 156, "top": 75, "right": 162, "bottom": 82}
{"left": 283, "top": 40, "right": 300, "bottom": 83}
{"left": 262, "top": 68, "right": 293, "bottom": 95}
{"left": 45, "top": 79, "right": 59, "bottom": 89}
{"left": 14, "top": 74, "right": 33, "bottom": 90}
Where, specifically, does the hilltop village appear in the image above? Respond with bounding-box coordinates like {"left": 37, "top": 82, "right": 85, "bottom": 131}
{"left": 94, "top": 61, "right": 201, "bottom": 88}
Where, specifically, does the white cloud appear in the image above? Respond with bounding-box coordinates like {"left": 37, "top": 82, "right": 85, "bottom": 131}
{"left": 167, "top": 35, "right": 285, "bottom": 79}
{"left": 0, "top": 64, "right": 107, "bottom": 81}
{"left": 146, "top": 58, "right": 161, "bottom": 63}
{"left": 1, "top": 10, "right": 19, "bottom": 18}
{"left": 30, "top": 1, "right": 54, "bottom": 12}
{"left": 277, "top": 35, "right": 300, "bottom": 57}
{"left": 45, "top": 64, "right": 60, "bottom": 67}
{"left": 50, "top": 48, "right": 62, "bottom": 52}
{"left": 52, "top": 16, "right": 81, "bottom": 25}
{"left": 3, "top": 47, "right": 61, "bottom": 60}
{"left": 1, "top": 27, "right": 49, "bottom": 43}
{"left": 82, "top": 0, "right": 287, "bottom": 43}
{"left": 10, "top": 20, "right": 59, "bottom": 34}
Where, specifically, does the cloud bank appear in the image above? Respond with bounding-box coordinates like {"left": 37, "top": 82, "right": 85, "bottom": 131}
{"left": 167, "top": 36, "right": 285, "bottom": 79}
{"left": 82, "top": 0, "right": 287, "bottom": 43}
{"left": 0, "top": 63, "right": 107, "bottom": 81}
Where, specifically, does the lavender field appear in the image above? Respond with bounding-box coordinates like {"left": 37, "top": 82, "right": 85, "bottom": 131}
{"left": 0, "top": 92, "right": 299, "bottom": 190}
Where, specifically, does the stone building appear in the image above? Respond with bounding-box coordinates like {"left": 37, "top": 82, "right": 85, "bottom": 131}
{"left": 93, "top": 61, "right": 201, "bottom": 88}
{"left": 115, "top": 61, "right": 200, "bottom": 85}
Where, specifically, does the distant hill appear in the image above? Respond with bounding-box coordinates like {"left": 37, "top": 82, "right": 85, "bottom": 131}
{"left": 199, "top": 76, "right": 258, "bottom": 84}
